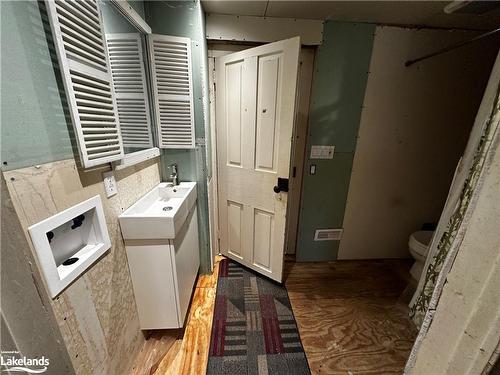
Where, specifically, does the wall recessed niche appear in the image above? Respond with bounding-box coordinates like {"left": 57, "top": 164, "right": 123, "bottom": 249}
{"left": 28, "top": 195, "right": 111, "bottom": 298}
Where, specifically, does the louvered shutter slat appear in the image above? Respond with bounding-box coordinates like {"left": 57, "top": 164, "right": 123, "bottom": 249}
{"left": 106, "top": 33, "right": 154, "bottom": 149}
{"left": 149, "top": 34, "right": 195, "bottom": 149}
{"left": 45, "top": 0, "right": 124, "bottom": 168}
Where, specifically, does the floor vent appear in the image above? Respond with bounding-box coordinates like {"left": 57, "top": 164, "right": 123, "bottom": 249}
{"left": 314, "top": 229, "right": 343, "bottom": 241}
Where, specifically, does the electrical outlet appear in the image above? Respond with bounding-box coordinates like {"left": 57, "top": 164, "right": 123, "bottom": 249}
{"left": 103, "top": 171, "right": 117, "bottom": 197}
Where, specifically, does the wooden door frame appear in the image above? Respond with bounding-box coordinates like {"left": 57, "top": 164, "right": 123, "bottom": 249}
{"left": 207, "top": 55, "right": 218, "bottom": 272}
{"left": 284, "top": 47, "right": 315, "bottom": 255}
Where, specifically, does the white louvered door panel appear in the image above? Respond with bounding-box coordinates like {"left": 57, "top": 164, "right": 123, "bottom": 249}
{"left": 45, "top": 0, "right": 124, "bottom": 167}
{"left": 149, "top": 34, "right": 195, "bottom": 149}
{"left": 106, "top": 33, "right": 153, "bottom": 148}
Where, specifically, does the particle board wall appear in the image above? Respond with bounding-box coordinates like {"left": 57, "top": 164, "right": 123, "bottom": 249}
{"left": 2, "top": 157, "right": 161, "bottom": 375}
{"left": 339, "top": 26, "right": 498, "bottom": 259}
{"left": 1, "top": 176, "right": 74, "bottom": 374}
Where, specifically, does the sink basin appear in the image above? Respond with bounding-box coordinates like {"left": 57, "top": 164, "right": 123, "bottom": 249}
{"left": 119, "top": 182, "right": 197, "bottom": 239}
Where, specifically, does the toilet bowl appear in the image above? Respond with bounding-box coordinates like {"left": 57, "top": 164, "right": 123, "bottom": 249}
{"left": 408, "top": 230, "right": 434, "bottom": 281}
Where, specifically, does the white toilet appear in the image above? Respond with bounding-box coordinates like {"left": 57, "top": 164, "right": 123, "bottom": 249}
{"left": 408, "top": 230, "right": 434, "bottom": 281}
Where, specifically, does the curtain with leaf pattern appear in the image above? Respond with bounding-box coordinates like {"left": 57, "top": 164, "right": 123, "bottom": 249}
{"left": 409, "top": 53, "right": 500, "bottom": 327}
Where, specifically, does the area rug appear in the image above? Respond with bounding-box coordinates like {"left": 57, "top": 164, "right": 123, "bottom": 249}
{"left": 207, "top": 259, "right": 310, "bottom": 375}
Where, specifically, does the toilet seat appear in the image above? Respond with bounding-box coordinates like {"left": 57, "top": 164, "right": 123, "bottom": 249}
{"left": 408, "top": 230, "right": 434, "bottom": 281}
{"left": 409, "top": 230, "right": 434, "bottom": 257}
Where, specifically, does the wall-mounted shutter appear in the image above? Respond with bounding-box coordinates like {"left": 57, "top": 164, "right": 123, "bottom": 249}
{"left": 106, "top": 33, "right": 153, "bottom": 149}
{"left": 149, "top": 34, "right": 195, "bottom": 149}
{"left": 45, "top": 0, "right": 124, "bottom": 167}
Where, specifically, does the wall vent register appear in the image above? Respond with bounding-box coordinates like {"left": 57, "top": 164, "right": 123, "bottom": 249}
{"left": 314, "top": 228, "right": 343, "bottom": 241}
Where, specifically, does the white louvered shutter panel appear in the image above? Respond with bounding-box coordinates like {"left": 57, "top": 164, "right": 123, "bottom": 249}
{"left": 45, "top": 0, "right": 124, "bottom": 167}
{"left": 106, "top": 33, "right": 153, "bottom": 148}
{"left": 149, "top": 34, "right": 195, "bottom": 148}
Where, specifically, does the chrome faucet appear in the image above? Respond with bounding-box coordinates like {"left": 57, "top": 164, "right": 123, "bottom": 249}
{"left": 169, "top": 164, "right": 179, "bottom": 186}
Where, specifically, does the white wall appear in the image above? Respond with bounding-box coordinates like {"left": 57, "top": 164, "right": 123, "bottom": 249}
{"left": 339, "top": 26, "right": 498, "bottom": 259}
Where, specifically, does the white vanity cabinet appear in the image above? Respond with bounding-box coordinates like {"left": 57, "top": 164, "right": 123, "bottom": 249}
{"left": 124, "top": 205, "right": 199, "bottom": 329}
{"left": 119, "top": 182, "right": 200, "bottom": 329}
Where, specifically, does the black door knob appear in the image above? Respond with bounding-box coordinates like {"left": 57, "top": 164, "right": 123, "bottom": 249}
{"left": 273, "top": 178, "right": 289, "bottom": 193}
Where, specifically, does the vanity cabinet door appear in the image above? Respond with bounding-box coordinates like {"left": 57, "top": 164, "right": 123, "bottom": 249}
{"left": 125, "top": 242, "right": 179, "bottom": 329}
{"left": 171, "top": 206, "right": 200, "bottom": 325}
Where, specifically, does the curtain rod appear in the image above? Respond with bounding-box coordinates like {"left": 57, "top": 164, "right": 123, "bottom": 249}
{"left": 405, "top": 27, "right": 500, "bottom": 67}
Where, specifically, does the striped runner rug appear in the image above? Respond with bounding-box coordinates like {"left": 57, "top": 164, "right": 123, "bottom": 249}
{"left": 207, "top": 259, "right": 310, "bottom": 375}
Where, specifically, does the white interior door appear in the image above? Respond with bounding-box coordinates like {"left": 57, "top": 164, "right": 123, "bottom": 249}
{"left": 216, "top": 37, "right": 300, "bottom": 282}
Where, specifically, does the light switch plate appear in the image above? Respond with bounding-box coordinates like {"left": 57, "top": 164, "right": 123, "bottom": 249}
{"left": 103, "top": 171, "right": 118, "bottom": 197}
{"left": 310, "top": 145, "right": 335, "bottom": 159}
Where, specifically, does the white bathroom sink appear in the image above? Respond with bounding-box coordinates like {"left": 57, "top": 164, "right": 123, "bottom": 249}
{"left": 119, "top": 182, "right": 197, "bottom": 240}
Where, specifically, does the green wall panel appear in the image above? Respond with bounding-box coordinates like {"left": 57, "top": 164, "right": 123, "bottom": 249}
{"left": 296, "top": 153, "right": 355, "bottom": 261}
{"left": 1, "top": 1, "right": 75, "bottom": 171}
{"left": 307, "top": 22, "right": 375, "bottom": 153}
{"left": 128, "top": 0, "right": 146, "bottom": 19}
{"left": 146, "top": 1, "right": 212, "bottom": 273}
{"left": 296, "top": 22, "right": 375, "bottom": 262}
{"left": 101, "top": 0, "right": 138, "bottom": 33}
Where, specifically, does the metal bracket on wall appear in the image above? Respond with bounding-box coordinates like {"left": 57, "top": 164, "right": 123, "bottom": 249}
{"left": 405, "top": 27, "right": 500, "bottom": 67}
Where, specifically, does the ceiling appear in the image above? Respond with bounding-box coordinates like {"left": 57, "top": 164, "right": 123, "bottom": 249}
{"left": 201, "top": 1, "right": 500, "bottom": 30}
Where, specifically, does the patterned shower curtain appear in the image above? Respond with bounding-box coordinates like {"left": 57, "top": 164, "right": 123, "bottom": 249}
{"left": 409, "top": 52, "right": 500, "bottom": 328}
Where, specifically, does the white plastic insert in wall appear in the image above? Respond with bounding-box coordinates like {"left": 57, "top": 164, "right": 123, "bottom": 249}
{"left": 28, "top": 196, "right": 111, "bottom": 298}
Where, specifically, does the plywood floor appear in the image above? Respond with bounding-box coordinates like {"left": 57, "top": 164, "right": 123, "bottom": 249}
{"left": 148, "top": 257, "right": 222, "bottom": 375}
{"left": 132, "top": 257, "right": 416, "bottom": 375}
{"left": 129, "top": 330, "right": 180, "bottom": 375}
{"left": 285, "top": 259, "right": 418, "bottom": 374}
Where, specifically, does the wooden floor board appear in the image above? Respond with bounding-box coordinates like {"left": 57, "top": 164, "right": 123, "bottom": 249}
{"left": 151, "top": 256, "right": 222, "bottom": 375}
{"left": 129, "top": 330, "right": 179, "bottom": 375}
{"left": 285, "top": 259, "right": 417, "bottom": 374}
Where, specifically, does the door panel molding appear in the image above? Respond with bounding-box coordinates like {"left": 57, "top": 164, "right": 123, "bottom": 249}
{"left": 216, "top": 37, "right": 300, "bottom": 282}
